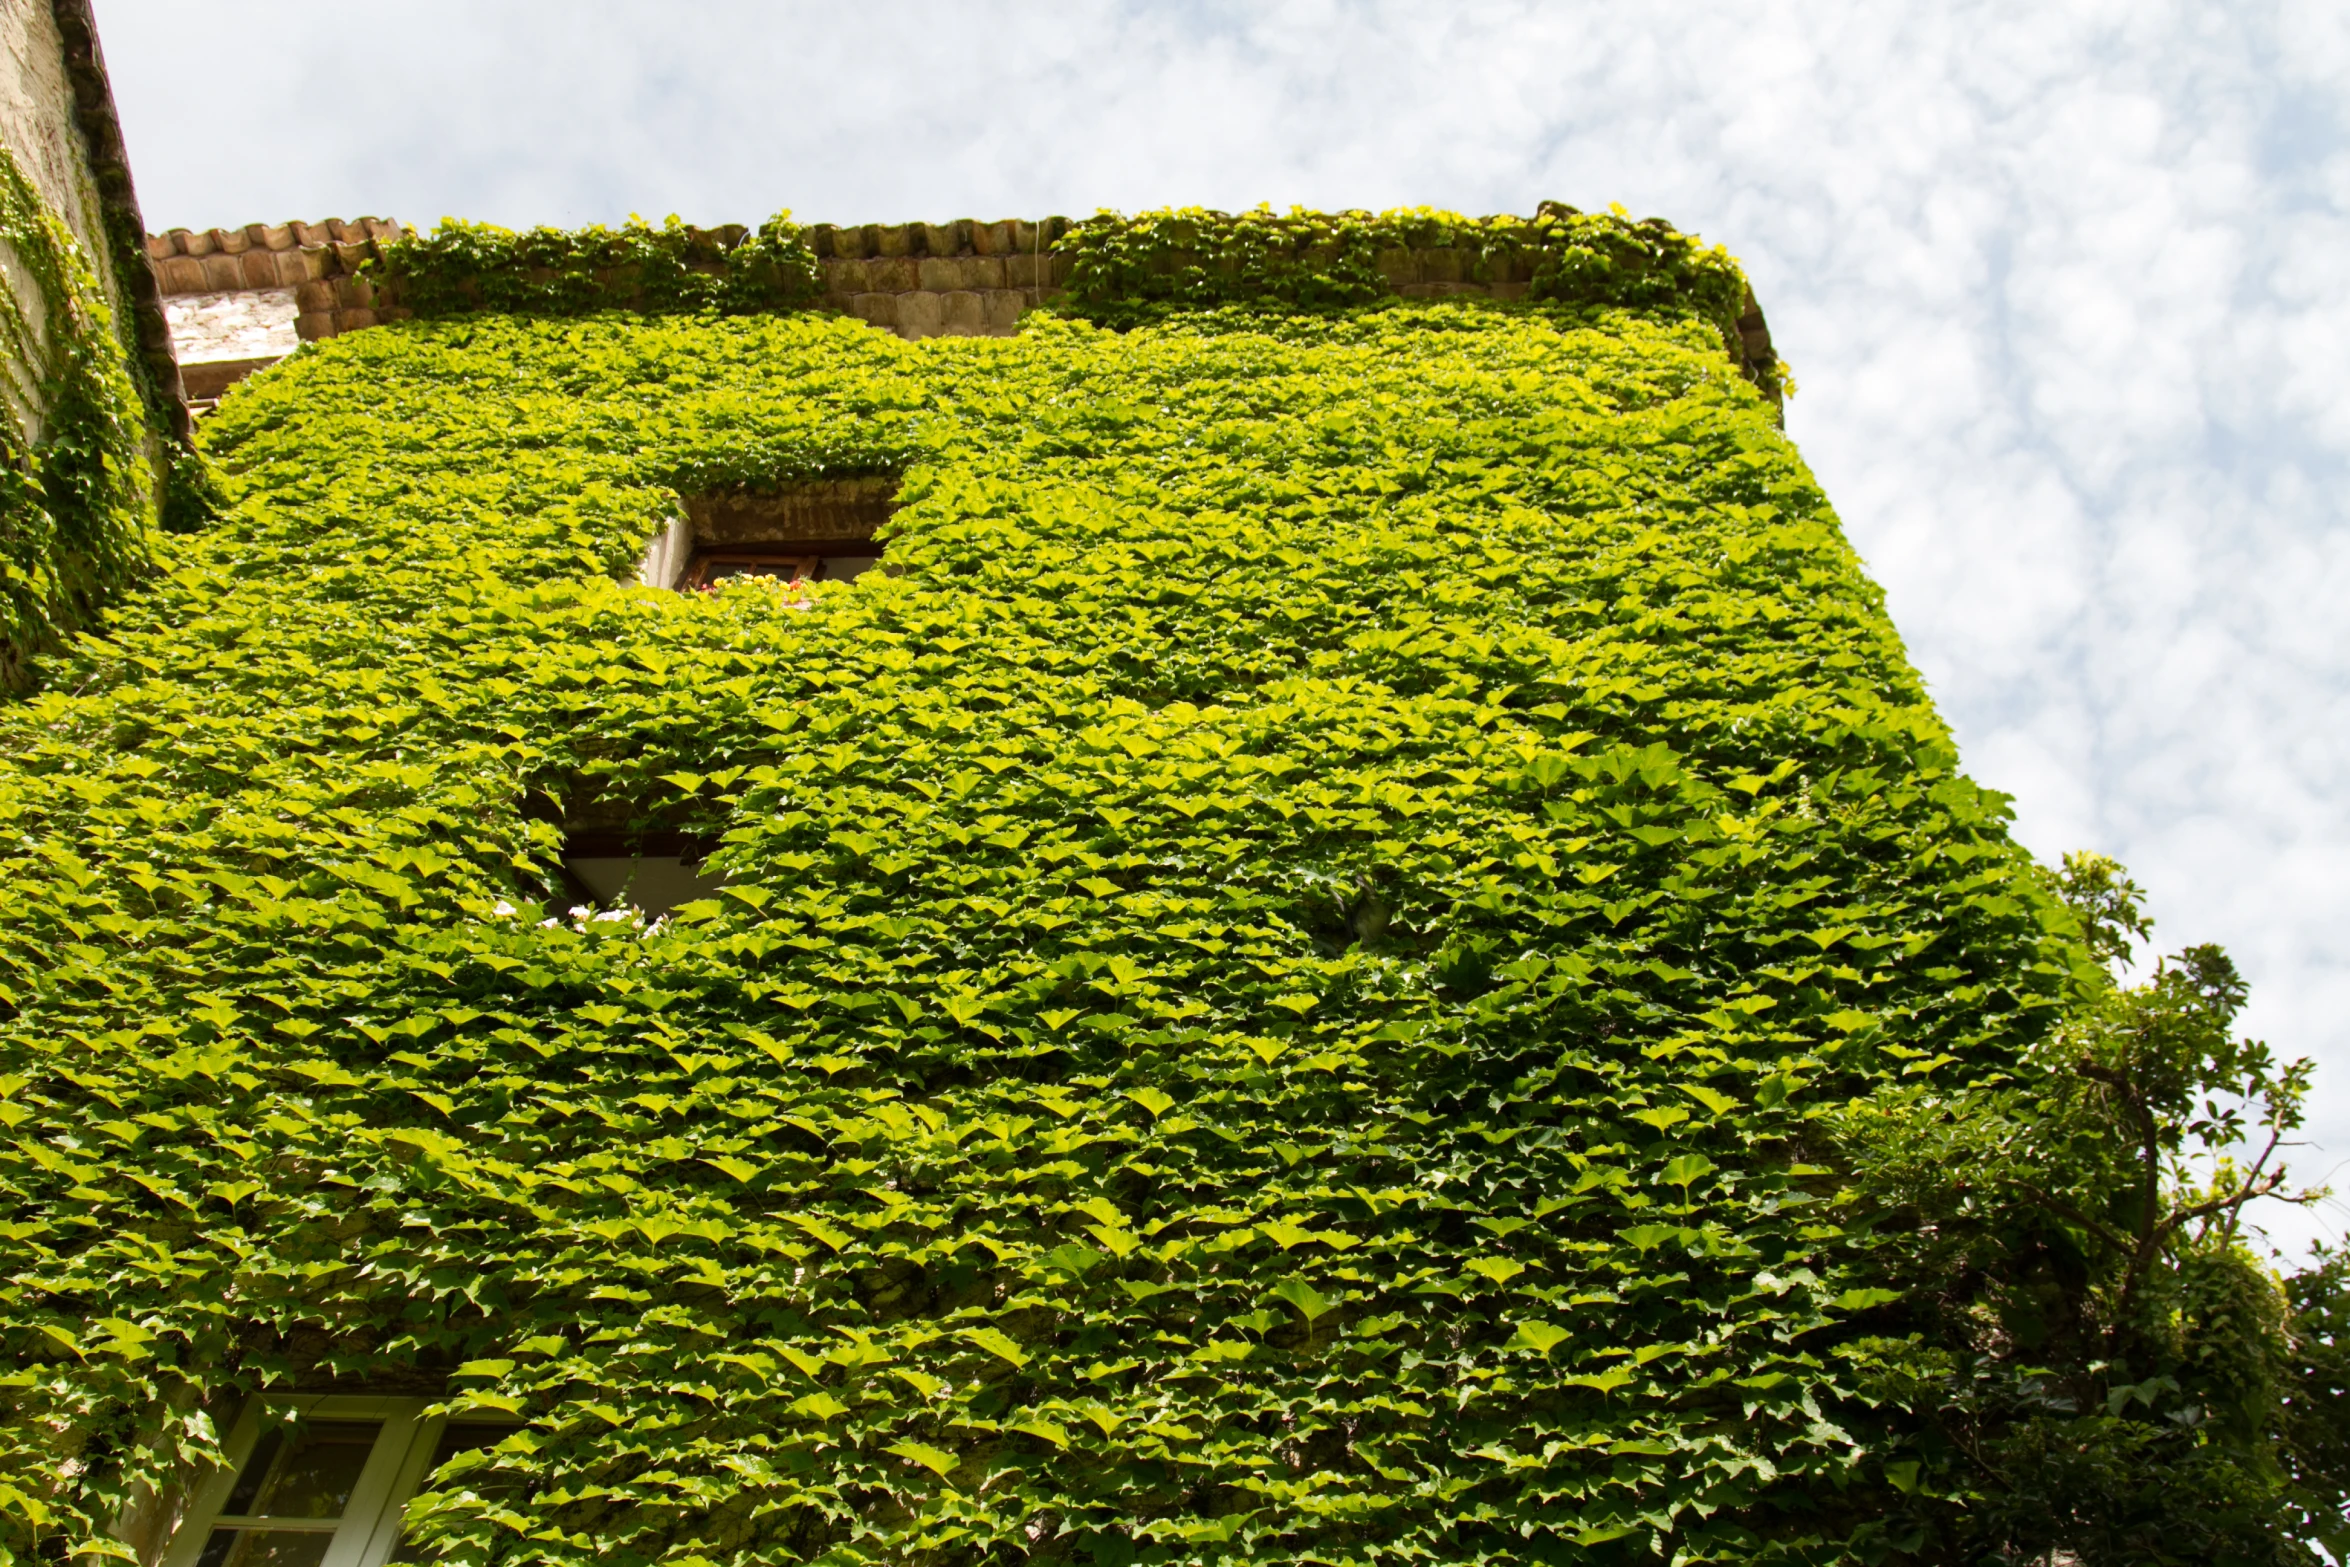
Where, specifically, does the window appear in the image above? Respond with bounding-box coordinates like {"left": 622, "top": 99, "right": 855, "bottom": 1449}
{"left": 561, "top": 828, "right": 724, "bottom": 919}
{"left": 159, "top": 1397, "right": 506, "bottom": 1567}
{"left": 633, "top": 478, "right": 896, "bottom": 593}
{"left": 679, "top": 544, "right": 881, "bottom": 591}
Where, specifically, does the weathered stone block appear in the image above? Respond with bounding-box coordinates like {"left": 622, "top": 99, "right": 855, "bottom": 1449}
{"left": 334, "top": 276, "right": 376, "bottom": 310}
{"left": 918, "top": 256, "right": 978, "bottom": 292}
{"left": 1375, "top": 248, "right": 1418, "bottom": 286}
{"left": 240, "top": 252, "right": 279, "bottom": 288}
{"left": 202, "top": 254, "right": 244, "bottom": 291}
{"left": 294, "top": 279, "right": 339, "bottom": 312}
{"left": 169, "top": 227, "right": 206, "bottom": 256}
{"left": 294, "top": 311, "right": 338, "bottom": 340}
{"left": 1489, "top": 281, "right": 1529, "bottom": 302}
{"left": 969, "top": 256, "right": 1006, "bottom": 290}
{"left": 923, "top": 221, "right": 967, "bottom": 256}
{"left": 158, "top": 256, "right": 207, "bottom": 294}
{"left": 972, "top": 220, "right": 1017, "bottom": 256}
{"left": 980, "top": 289, "right": 1025, "bottom": 333}
{"left": 896, "top": 291, "right": 946, "bottom": 339}
{"left": 211, "top": 227, "right": 250, "bottom": 256}
{"left": 1419, "top": 248, "right": 1465, "bottom": 285}
{"left": 333, "top": 241, "right": 371, "bottom": 271}
{"left": 144, "top": 233, "right": 174, "bottom": 261}
{"left": 1005, "top": 253, "right": 1042, "bottom": 289}
{"left": 874, "top": 225, "right": 913, "bottom": 258}
{"left": 847, "top": 293, "right": 899, "bottom": 329}
{"left": 338, "top": 308, "right": 379, "bottom": 332}
{"left": 867, "top": 256, "right": 919, "bottom": 293}
{"left": 290, "top": 222, "right": 333, "bottom": 247}
{"left": 939, "top": 290, "right": 987, "bottom": 335}
{"left": 820, "top": 258, "right": 863, "bottom": 298}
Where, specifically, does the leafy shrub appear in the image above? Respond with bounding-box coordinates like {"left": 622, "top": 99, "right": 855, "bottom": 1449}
{"left": 1836, "top": 854, "right": 2340, "bottom": 1563}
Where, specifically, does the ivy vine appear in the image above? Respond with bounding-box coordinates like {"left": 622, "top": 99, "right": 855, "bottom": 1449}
{"left": 1055, "top": 205, "right": 1777, "bottom": 396}
{"left": 363, "top": 204, "right": 1785, "bottom": 401}
{"left": 0, "top": 145, "right": 152, "bottom": 690}
{"left": 376, "top": 211, "right": 824, "bottom": 319}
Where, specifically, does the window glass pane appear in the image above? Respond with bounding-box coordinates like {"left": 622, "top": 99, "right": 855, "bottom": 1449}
{"left": 220, "top": 1431, "right": 285, "bottom": 1516}
{"left": 817, "top": 554, "right": 880, "bottom": 582}
{"left": 563, "top": 856, "right": 724, "bottom": 918}
{"left": 242, "top": 1421, "right": 380, "bottom": 1519}
{"left": 196, "top": 1531, "right": 334, "bottom": 1567}
{"left": 703, "top": 555, "right": 815, "bottom": 586}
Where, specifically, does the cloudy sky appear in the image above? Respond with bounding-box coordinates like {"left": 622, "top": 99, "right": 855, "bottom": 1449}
{"left": 98, "top": 0, "right": 2350, "bottom": 1254}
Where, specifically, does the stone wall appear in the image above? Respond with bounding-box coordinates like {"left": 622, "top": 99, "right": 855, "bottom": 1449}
{"left": 807, "top": 218, "right": 1072, "bottom": 339}
{"left": 0, "top": 0, "right": 106, "bottom": 290}
{"left": 0, "top": 0, "right": 181, "bottom": 435}
{"left": 164, "top": 289, "right": 299, "bottom": 400}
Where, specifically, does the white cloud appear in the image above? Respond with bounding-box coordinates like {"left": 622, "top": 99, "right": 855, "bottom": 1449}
{"left": 96, "top": 0, "right": 2350, "bottom": 1253}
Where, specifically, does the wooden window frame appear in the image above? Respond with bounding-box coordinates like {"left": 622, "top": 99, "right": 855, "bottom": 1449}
{"left": 157, "top": 1396, "right": 498, "bottom": 1567}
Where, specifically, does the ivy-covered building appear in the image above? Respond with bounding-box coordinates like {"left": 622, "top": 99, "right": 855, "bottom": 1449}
{"left": 5, "top": 19, "right": 2344, "bottom": 1565}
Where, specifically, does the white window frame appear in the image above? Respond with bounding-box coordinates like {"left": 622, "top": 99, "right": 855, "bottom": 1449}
{"left": 158, "top": 1395, "right": 465, "bottom": 1567}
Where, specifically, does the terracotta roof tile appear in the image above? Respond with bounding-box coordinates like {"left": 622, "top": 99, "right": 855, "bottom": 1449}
{"left": 143, "top": 218, "right": 405, "bottom": 258}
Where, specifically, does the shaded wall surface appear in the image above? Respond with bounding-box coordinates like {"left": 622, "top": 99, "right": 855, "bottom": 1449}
{"left": 1, "top": 0, "right": 179, "bottom": 430}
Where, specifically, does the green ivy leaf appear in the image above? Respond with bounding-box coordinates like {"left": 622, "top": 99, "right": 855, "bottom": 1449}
{"left": 962, "top": 1327, "right": 1031, "bottom": 1368}
{"left": 1507, "top": 1321, "right": 1571, "bottom": 1355}
{"left": 1268, "top": 1277, "right": 1336, "bottom": 1323}
{"left": 886, "top": 1440, "right": 959, "bottom": 1479}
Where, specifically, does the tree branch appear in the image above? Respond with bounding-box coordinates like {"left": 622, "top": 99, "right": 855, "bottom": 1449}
{"left": 1995, "top": 1177, "right": 2132, "bottom": 1256}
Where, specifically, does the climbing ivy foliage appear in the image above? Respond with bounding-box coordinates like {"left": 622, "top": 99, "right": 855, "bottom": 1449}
{"left": 0, "top": 287, "right": 2077, "bottom": 1567}
{"left": 380, "top": 211, "right": 824, "bottom": 318}
{"left": 0, "top": 145, "right": 153, "bottom": 690}
{"left": 373, "top": 204, "right": 1783, "bottom": 403}
{"left": 1056, "top": 206, "right": 1757, "bottom": 376}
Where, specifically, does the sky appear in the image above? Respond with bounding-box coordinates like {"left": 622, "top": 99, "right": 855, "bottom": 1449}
{"left": 97, "top": 0, "right": 2350, "bottom": 1256}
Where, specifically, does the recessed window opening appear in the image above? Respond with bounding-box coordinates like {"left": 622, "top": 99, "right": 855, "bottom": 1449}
{"left": 156, "top": 1397, "right": 518, "bottom": 1567}
{"left": 561, "top": 828, "right": 724, "bottom": 920}
{"left": 634, "top": 477, "right": 897, "bottom": 594}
